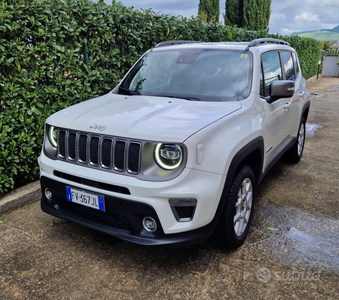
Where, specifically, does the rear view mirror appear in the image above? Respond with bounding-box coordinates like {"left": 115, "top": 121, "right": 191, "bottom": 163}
{"left": 267, "top": 80, "right": 295, "bottom": 103}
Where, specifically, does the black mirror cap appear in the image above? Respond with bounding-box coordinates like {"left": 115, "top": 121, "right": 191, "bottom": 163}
{"left": 267, "top": 80, "right": 295, "bottom": 103}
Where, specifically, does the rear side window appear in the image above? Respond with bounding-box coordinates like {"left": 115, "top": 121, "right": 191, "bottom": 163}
{"left": 281, "top": 52, "right": 295, "bottom": 81}
{"left": 261, "top": 52, "right": 283, "bottom": 96}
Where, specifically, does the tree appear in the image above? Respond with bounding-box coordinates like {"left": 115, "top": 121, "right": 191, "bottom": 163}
{"left": 224, "top": 0, "right": 242, "bottom": 27}
{"left": 224, "top": 0, "right": 271, "bottom": 31}
{"left": 198, "top": 0, "right": 220, "bottom": 23}
{"left": 322, "top": 41, "right": 331, "bottom": 50}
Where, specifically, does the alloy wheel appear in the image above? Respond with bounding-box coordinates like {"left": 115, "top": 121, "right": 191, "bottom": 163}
{"left": 234, "top": 178, "right": 253, "bottom": 236}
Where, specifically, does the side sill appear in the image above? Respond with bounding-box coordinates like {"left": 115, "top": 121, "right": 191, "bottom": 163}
{"left": 261, "top": 137, "right": 296, "bottom": 179}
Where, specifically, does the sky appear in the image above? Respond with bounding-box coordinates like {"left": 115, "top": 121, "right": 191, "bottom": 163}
{"left": 103, "top": 0, "right": 339, "bottom": 35}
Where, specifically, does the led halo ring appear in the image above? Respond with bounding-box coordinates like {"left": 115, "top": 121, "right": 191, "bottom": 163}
{"left": 48, "top": 125, "right": 58, "bottom": 148}
{"left": 154, "top": 143, "right": 183, "bottom": 170}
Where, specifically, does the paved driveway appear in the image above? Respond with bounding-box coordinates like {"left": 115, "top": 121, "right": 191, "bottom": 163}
{"left": 1, "top": 77, "right": 339, "bottom": 299}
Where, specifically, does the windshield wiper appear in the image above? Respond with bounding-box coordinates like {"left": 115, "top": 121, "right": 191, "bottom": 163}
{"left": 175, "top": 96, "right": 201, "bottom": 101}
{"left": 152, "top": 94, "right": 201, "bottom": 101}
{"left": 119, "top": 86, "right": 141, "bottom": 95}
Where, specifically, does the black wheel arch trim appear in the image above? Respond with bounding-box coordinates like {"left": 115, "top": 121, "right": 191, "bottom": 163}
{"left": 207, "top": 137, "right": 265, "bottom": 234}
{"left": 226, "top": 136, "right": 264, "bottom": 188}
{"left": 302, "top": 100, "right": 310, "bottom": 121}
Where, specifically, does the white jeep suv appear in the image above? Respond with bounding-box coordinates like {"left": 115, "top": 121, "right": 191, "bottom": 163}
{"left": 39, "top": 38, "right": 310, "bottom": 249}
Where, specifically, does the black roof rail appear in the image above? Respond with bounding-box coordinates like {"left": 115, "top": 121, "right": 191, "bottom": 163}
{"left": 245, "top": 38, "right": 290, "bottom": 51}
{"left": 155, "top": 40, "right": 201, "bottom": 48}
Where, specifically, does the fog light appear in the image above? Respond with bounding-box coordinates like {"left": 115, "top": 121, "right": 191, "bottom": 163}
{"left": 143, "top": 217, "right": 157, "bottom": 232}
{"left": 44, "top": 188, "right": 53, "bottom": 200}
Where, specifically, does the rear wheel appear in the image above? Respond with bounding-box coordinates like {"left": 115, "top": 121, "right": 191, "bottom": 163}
{"left": 285, "top": 118, "right": 306, "bottom": 163}
{"left": 219, "top": 166, "right": 255, "bottom": 249}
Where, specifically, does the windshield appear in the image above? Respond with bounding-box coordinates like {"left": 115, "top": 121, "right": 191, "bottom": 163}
{"left": 119, "top": 48, "right": 253, "bottom": 102}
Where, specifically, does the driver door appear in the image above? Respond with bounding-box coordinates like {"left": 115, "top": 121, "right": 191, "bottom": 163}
{"left": 260, "top": 51, "right": 290, "bottom": 162}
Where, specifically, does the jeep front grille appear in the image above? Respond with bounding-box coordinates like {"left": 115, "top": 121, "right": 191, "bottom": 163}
{"left": 57, "top": 129, "right": 141, "bottom": 174}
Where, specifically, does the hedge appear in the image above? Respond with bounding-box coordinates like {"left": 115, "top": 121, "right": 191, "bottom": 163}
{"left": 0, "top": 0, "right": 322, "bottom": 194}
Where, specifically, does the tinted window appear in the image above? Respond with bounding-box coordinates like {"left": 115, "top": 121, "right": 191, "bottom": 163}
{"left": 282, "top": 52, "right": 295, "bottom": 81}
{"left": 120, "top": 49, "right": 253, "bottom": 102}
{"left": 262, "top": 52, "right": 283, "bottom": 96}
{"left": 292, "top": 52, "right": 300, "bottom": 77}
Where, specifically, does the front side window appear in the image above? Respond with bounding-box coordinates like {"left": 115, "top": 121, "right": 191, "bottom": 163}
{"left": 281, "top": 52, "right": 295, "bottom": 81}
{"left": 119, "top": 49, "right": 253, "bottom": 102}
{"left": 261, "top": 52, "right": 283, "bottom": 96}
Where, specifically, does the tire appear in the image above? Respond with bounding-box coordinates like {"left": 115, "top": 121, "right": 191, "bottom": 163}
{"left": 219, "top": 165, "right": 255, "bottom": 250}
{"left": 285, "top": 118, "right": 306, "bottom": 163}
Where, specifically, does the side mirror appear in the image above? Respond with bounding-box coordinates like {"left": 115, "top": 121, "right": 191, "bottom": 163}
{"left": 267, "top": 80, "right": 295, "bottom": 103}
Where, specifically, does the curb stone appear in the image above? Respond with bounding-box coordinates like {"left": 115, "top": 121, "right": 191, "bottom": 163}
{"left": 0, "top": 181, "right": 41, "bottom": 215}
{"left": 306, "top": 74, "right": 320, "bottom": 83}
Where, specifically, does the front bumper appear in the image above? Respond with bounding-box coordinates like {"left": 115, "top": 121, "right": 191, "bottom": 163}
{"left": 40, "top": 176, "right": 217, "bottom": 247}
{"left": 39, "top": 150, "right": 227, "bottom": 246}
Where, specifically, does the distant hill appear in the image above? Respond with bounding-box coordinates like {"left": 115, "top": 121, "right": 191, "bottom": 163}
{"left": 292, "top": 25, "right": 339, "bottom": 41}
{"left": 320, "top": 25, "right": 339, "bottom": 33}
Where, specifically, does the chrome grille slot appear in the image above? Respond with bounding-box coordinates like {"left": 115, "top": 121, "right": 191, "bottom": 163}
{"left": 128, "top": 142, "right": 141, "bottom": 174}
{"left": 114, "top": 140, "right": 126, "bottom": 171}
{"left": 101, "top": 139, "right": 113, "bottom": 168}
{"left": 89, "top": 136, "right": 100, "bottom": 165}
{"left": 56, "top": 129, "right": 141, "bottom": 175}
{"left": 68, "top": 132, "right": 76, "bottom": 160}
{"left": 78, "top": 135, "right": 88, "bottom": 163}
{"left": 58, "top": 130, "right": 66, "bottom": 158}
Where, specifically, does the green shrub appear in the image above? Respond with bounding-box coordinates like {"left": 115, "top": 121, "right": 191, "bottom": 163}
{"left": 0, "top": 0, "right": 323, "bottom": 194}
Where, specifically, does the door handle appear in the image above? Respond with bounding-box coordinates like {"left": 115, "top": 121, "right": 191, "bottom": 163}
{"left": 284, "top": 102, "right": 291, "bottom": 110}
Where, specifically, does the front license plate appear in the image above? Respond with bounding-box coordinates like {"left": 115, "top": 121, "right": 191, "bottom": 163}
{"left": 66, "top": 187, "right": 105, "bottom": 212}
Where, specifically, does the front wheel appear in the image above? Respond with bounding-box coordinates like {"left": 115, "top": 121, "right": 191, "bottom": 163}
{"left": 285, "top": 118, "right": 306, "bottom": 163}
{"left": 219, "top": 166, "right": 255, "bottom": 250}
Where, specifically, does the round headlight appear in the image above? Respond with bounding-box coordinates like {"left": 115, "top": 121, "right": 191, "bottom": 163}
{"left": 154, "top": 143, "right": 182, "bottom": 170}
{"left": 48, "top": 126, "right": 58, "bottom": 148}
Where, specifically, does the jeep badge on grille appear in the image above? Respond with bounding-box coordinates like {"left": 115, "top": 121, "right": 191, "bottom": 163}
{"left": 89, "top": 124, "right": 107, "bottom": 132}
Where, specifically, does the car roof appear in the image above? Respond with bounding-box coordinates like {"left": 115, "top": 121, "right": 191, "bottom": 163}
{"left": 153, "top": 38, "right": 293, "bottom": 53}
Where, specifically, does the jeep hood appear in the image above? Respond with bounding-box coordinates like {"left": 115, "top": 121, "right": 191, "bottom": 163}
{"left": 47, "top": 93, "right": 242, "bottom": 142}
